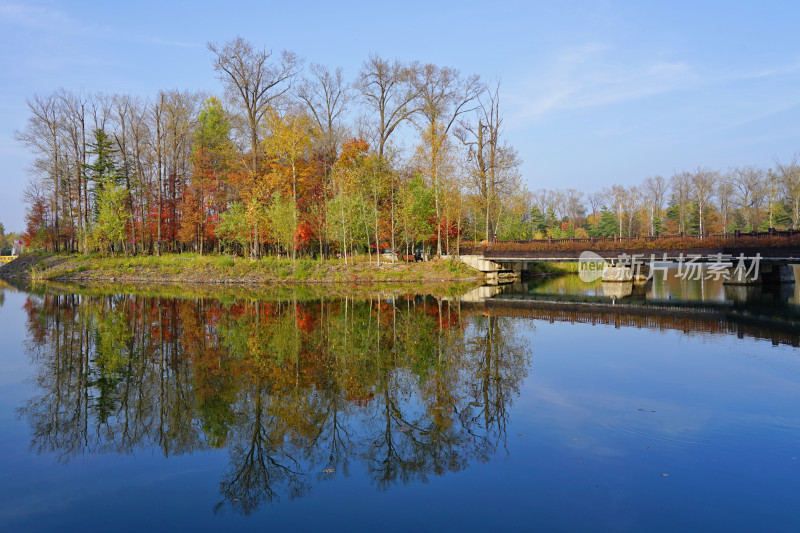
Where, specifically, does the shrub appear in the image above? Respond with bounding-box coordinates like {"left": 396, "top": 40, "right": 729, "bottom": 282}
{"left": 217, "top": 256, "right": 235, "bottom": 269}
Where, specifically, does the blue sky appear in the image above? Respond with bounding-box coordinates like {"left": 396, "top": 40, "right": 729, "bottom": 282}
{"left": 1, "top": 0, "right": 799, "bottom": 231}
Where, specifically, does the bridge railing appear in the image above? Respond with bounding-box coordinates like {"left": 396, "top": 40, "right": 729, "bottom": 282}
{"left": 456, "top": 229, "right": 800, "bottom": 255}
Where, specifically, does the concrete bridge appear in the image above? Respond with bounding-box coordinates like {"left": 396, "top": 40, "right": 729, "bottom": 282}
{"left": 458, "top": 233, "right": 800, "bottom": 285}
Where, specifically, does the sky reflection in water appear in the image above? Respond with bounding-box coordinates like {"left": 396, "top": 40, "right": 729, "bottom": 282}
{"left": 0, "top": 279, "right": 798, "bottom": 532}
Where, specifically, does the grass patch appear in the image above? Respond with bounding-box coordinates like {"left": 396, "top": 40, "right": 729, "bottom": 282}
{"left": 216, "top": 255, "right": 235, "bottom": 269}
{"left": 293, "top": 259, "right": 315, "bottom": 281}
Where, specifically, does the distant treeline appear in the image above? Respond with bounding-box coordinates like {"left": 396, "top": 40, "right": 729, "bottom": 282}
{"left": 16, "top": 37, "right": 800, "bottom": 259}
{"left": 0, "top": 222, "right": 20, "bottom": 255}
{"left": 528, "top": 166, "right": 800, "bottom": 240}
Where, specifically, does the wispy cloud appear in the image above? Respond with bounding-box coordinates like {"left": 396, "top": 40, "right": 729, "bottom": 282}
{"left": 506, "top": 42, "right": 800, "bottom": 127}
{"left": 726, "top": 61, "right": 800, "bottom": 81}
{"left": 0, "top": 1, "right": 200, "bottom": 48}
{"left": 0, "top": 2, "right": 74, "bottom": 32}
{"left": 506, "top": 43, "right": 694, "bottom": 121}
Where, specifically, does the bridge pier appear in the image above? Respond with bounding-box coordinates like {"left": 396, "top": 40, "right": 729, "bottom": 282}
{"left": 725, "top": 261, "right": 797, "bottom": 285}
{"left": 459, "top": 252, "right": 799, "bottom": 288}
{"left": 459, "top": 255, "right": 521, "bottom": 282}
{"left": 760, "top": 263, "right": 796, "bottom": 284}
{"left": 601, "top": 263, "right": 650, "bottom": 283}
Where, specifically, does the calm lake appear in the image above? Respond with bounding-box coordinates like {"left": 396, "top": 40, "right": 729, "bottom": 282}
{"left": 1, "top": 272, "right": 799, "bottom": 532}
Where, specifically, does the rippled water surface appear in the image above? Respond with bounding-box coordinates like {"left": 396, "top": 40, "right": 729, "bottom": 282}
{"left": 0, "top": 277, "right": 798, "bottom": 532}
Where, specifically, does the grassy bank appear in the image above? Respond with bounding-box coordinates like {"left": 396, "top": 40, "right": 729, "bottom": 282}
{"left": 22, "top": 252, "right": 483, "bottom": 285}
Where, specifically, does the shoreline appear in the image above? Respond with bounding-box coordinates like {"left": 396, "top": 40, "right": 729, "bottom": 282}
{"left": 0, "top": 253, "right": 486, "bottom": 287}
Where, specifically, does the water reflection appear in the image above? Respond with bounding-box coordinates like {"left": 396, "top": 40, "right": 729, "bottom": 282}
{"left": 18, "top": 291, "right": 530, "bottom": 514}
{"left": 525, "top": 265, "right": 799, "bottom": 305}
{"left": 485, "top": 269, "right": 800, "bottom": 347}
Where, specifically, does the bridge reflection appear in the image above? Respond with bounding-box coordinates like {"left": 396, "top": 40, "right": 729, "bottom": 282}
{"left": 460, "top": 279, "right": 800, "bottom": 347}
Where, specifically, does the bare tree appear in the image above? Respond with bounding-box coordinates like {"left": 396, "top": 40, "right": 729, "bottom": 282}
{"left": 690, "top": 168, "right": 717, "bottom": 235}
{"left": 643, "top": 175, "right": 668, "bottom": 236}
{"left": 415, "top": 64, "right": 482, "bottom": 135}
{"left": 414, "top": 65, "right": 482, "bottom": 254}
{"left": 296, "top": 63, "right": 351, "bottom": 168}
{"left": 564, "top": 189, "right": 585, "bottom": 230}
{"left": 112, "top": 93, "right": 140, "bottom": 252}
{"left": 127, "top": 97, "right": 153, "bottom": 252}
{"left": 603, "top": 185, "right": 627, "bottom": 238}
{"left": 532, "top": 189, "right": 550, "bottom": 215}
{"left": 764, "top": 169, "right": 781, "bottom": 229}
{"left": 717, "top": 177, "right": 734, "bottom": 233}
{"left": 775, "top": 155, "right": 800, "bottom": 229}
{"left": 669, "top": 172, "right": 692, "bottom": 234}
{"left": 456, "top": 83, "right": 520, "bottom": 242}
{"left": 621, "top": 186, "right": 642, "bottom": 237}
{"left": 587, "top": 192, "right": 603, "bottom": 219}
{"left": 58, "top": 90, "right": 89, "bottom": 238}
{"left": 16, "top": 93, "right": 64, "bottom": 250}
{"left": 730, "top": 166, "right": 765, "bottom": 231}
{"left": 208, "top": 37, "right": 299, "bottom": 176}
{"left": 550, "top": 189, "right": 566, "bottom": 221}
{"left": 356, "top": 54, "right": 421, "bottom": 159}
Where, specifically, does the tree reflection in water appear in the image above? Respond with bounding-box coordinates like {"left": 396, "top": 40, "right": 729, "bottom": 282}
{"left": 18, "top": 290, "right": 531, "bottom": 514}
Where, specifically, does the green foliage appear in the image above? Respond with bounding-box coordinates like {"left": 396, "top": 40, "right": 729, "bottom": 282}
{"left": 758, "top": 202, "right": 793, "bottom": 230}
{"left": 529, "top": 205, "right": 547, "bottom": 234}
{"left": 92, "top": 184, "right": 130, "bottom": 252}
{"left": 84, "top": 129, "right": 123, "bottom": 225}
{"left": 399, "top": 174, "right": 435, "bottom": 248}
{"left": 218, "top": 202, "right": 251, "bottom": 252}
{"left": 498, "top": 211, "right": 533, "bottom": 240}
{"left": 267, "top": 194, "right": 297, "bottom": 257}
{"left": 84, "top": 129, "right": 119, "bottom": 186}
{"left": 194, "top": 96, "right": 231, "bottom": 154}
{"left": 588, "top": 208, "right": 618, "bottom": 237}
{"left": 326, "top": 192, "right": 371, "bottom": 253}
{"left": 216, "top": 255, "right": 235, "bottom": 268}
{"left": 96, "top": 309, "right": 132, "bottom": 373}
{"left": 293, "top": 258, "right": 315, "bottom": 281}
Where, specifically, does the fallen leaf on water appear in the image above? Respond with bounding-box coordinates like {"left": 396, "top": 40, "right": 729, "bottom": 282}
{"left": 662, "top": 473, "right": 670, "bottom": 477}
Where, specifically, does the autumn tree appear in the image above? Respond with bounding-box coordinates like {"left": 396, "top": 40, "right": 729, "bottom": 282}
{"left": 398, "top": 174, "right": 434, "bottom": 255}
{"left": 180, "top": 97, "right": 232, "bottom": 254}
{"left": 267, "top": 194, "right": 297, "bottom": 261}
{"left": 329, "top": 139, "right": 369, "bottom": 264}
{"left": 208, "top": 37, "right": 299, "bottom": 178}
{"left": 264, "top": 107, "right": 318, "bottom": 261}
